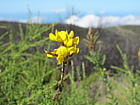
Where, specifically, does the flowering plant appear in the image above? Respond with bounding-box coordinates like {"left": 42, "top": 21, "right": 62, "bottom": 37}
{"left": 44, "top": 30, "right": 80, "bottom": 100}
{"left": 45, "top": 30, "right": 79, "bottom": 64}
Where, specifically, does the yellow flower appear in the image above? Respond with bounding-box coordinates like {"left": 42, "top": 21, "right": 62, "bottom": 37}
{"left": 45, "top": 46, "right": 68, "bottom": 64}
{"left": 46, "top": 30, "right": 80, "bottom": 64}
{"left": 49, "top": 30, "right": 67, "bottom": 43}
{"left": 49, "top": 30, "right": 79, "bottom": 47}
{"left": 57, "top": 55, "right": 65, "bottom": 64}
{"left": 68, "top": 46, "right": 79, "bottom": 56}
{"left": 64, "top": 36, "right": 79, "bottom": 47}
{"left": 56, "top": 46, "right": 68, "bottom": 57}
{"left": 45, "top": 46, "right": 79, "bottom": 64}
{"left": 56, "top": 46, "right": 68, "bottom": 64}
{"left": 44, "top": 49, "right": 57, "bottom": 58}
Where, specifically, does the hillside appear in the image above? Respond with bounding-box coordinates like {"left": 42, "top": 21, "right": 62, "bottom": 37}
{"left": 0, "top": 21, "right": 140, "bottom": 71}
{"left": 107, "top": 25, "right": 140, "bottom": 40}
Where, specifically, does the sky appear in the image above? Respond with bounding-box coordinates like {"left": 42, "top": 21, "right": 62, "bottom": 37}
{"left": 0, "top": 0, "right": 140, "bottom": 27}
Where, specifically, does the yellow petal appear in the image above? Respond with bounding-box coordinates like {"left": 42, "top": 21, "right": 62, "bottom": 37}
{"left": 76, "top": 48, "right": 79, "bottom": 54}
{"left": 49, "top": 33, "right": 57, "bottom": 41}
{"left": 70, "top": 50, "right": 74, "bottom": 55}
{"left": 47, "top": 54, "right": 54, "bottom": 58}
{"left": 56, "top": 46, "right": 68, "bottom": 56}
{"left": 57, "top": 55, "right": 64, "bottom": 64}
{"left": 55, "top": 30, "right": 62, "bottom": 42}
{"left": 56, "top": 32, "right": 63, "bottom": 42}
{"left": 73, "top": 37, "right": 79, "bottom": 45}
{"left": 68, "top": 47, "right": 74, "bottom": 55}
{"left": 68, "top": 47, "right": 79, "bottom": 55}
{"left": 59, "top": 31, "right": 67, "bottom": 41}
{"left": 69, "top": 31, "right": 74, "bottom": 38}
{"left": 64, "top": 40, "right": 68, "bottom": 46}
{"left": 66, "top": 39, "right": 73, "bottom": 47}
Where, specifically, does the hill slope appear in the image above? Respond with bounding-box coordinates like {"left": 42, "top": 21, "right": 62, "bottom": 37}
{"left": 0, "top": 21, "right": 140, "bottom": 71}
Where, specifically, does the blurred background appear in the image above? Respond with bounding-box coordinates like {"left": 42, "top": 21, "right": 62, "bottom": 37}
{"left": 0, "top": 0, "right": 140, "bottom": 27}
{"left": 0, "top": 1, "right": 140, "bottom": 105}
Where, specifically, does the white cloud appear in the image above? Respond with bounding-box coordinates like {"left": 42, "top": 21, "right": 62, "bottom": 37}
{"left": 65, "top": 15, "right": 100, "bottom": 27}
{"left": 20, "top": 16, "right": 44, "bottom": 23}
{"left": 65, "top": 14, "right": 140, "bottom": 27}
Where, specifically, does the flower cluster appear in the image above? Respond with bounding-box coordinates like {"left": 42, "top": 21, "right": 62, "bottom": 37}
{"left": 45, "top": 30, "right": 79, "bottom": 64}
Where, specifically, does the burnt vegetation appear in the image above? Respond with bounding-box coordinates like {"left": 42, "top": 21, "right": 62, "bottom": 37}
{"left": 0, "top": 21, "right": 140, "bottom": 72}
